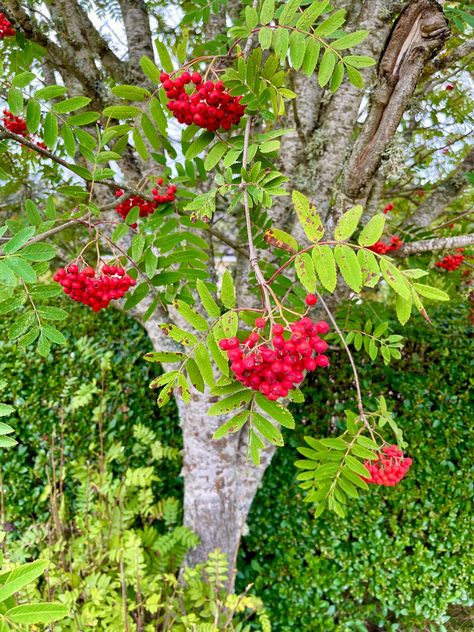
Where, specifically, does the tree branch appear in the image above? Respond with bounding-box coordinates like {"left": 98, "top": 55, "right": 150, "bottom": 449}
{"left": 422, "top": 38, "right": 474, "bottom": 77}
{"left": 342, "top": 0, "right": 450, "bottom": 202}
{"left": 406, "top": 148, "right": 474, "bottom": 228}
{"left": 396, "top": 233, "right": 474, "bottom": 255}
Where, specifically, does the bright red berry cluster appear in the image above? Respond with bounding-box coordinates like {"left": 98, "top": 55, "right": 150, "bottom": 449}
{"left": 435, "top": 249, "right": 465, "bottom": 271}
{"left": 2, "top": 110, "right": 27, "bottom": 136}
{"left": 161, "top": 71, "right": 245, "bottom": 132}
{"left": 383, "top": 203, "right": 394, "bottom": 214}
{"left": 362, "top": 445, "right": 412, "bottom": 486}
{"left": 368, "top": 236, "right": 403, "bottom": 255}
{"left": 0, "top": 13, "right": 15, "bottom": 38}
{"left": 218, "top": 309, "right": 330, "bottom": 401}
{"left": 53, "top": 264, "right": 136, "bottom": 312}
{"left": 115, "top": 178, "right": 176, "bottom": 226}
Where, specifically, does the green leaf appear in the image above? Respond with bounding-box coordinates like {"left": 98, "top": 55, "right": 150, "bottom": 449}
{"left": 346, "top": 65, "right": 364, "bottom": 88}
{"left": 160, "top": 323, "right": 197, "bottom": 346}
{"left": 7, "top": 87, "right": 23, "bottom": 115}
{"left": 5, "top": 603, "right": 68, "bottom": 625}
{"left": 380, "top": 259, "right": 411, "bottom": 300}
{"left": 296, "top": 0, "right": 329, "bottom": 30}
{"left": 295, "top": 253, "right": 316, "bottom": 293}
{"left": 396, "top": 294, "right": 412, "bottom": 325}
{"left": 103, "top": 105, "right": 141, "bottom": 119}
{"left": 312, "top": 245, "right": 337, "bottom": 292}
{"left": 185, "top": 131, "right": 215, "bottom": 159}
{"left": 318, "top": 49, "right": 336, "bottom": 88}
{"left": 207, "top": 332, "right": 229, "bottom": 376}
{"left": 302, "top": 39, "right": 321, "bottom": 76}
{"left": 3, "top": 227, "right": 36, "bottom": 255}
{"left": 19, "top": 243, "right": 56, "bottom": 262}
{"left": 111, "top": 85, "right": 150, "bottom": 101}
{"left": 314, "top": 9, "right": 346, "bottom": 36}
{"left": 204, "top": 142, "right": 227, "bottom": 170}
{"left": 273, "top": 28, "right": 289, "bottom": 61}
{"left": 334, "top": 244, "right": 362, "bottom": 293}
{"left": 357, "top": 435, "right": 379, "bottom": 450}
{"left": 413, "top": 283, "right": 450, "bottom": 302}
{"left": 345, "top": 455, "right": 371, "bottom": 478}
{"left": 220, "top": 270, "right": 235, "bottom": 309}
{"left": 140, "top": 55, "right": 162, "bottom": 83}
{"left": 332, "top": 30, "right": 369, "bottom": 50}
{"left": 358, "top": 249, "right": 380, "bottom": 287}
{"left": 330, "top": 61, "right": 344, "bottom": 93}
{"left": 174, "top": 300, "right": 209, "bottom": 331}
{"left": 212, "top": 411, "right": 249, "bottom": 440}
{"left": 35, "top": 85, "right": 68, "bottom": 100}
{"left": 344, "top": 55, "right": 376, "bottom": 68}
{"left": 334, "top": 205, "right": 363, "bottom": 241}
{"left": 0, "top": 435, "right": 17, "bottom": 448}
{"left": 26, "top": 99, "right": 41, "bottom": 134}
{"left": 67, "top": 112, "right": 100, "bottom": 126}
{"left": 279, "top": 0, "right": 301, "bottom": 24}
{"left": 36, "top": 306, "right": 68, "bottom": 321}
{"left": 52, "top": 96, "right": 91, "bottom": 114}
{"left": 250, "top": 429, "right": 264, "bottom": 465}
{"left": 186, "top": 358, "right": 205, "bottom": 392}
{"left": 42, "top": 324, "right": 66, "bottom": 345}
{"left": 260, "top": 0, "right": 275, "bottom": 25}
{"left": 144, "top": 351, "right": 185, "bottom": 363}
{"left": 0, "top": 422, "right": 14, "bottom": 437}
{"left": 0, "top": 560, "right": 48, "bottom": 601}
{"left": 12, "top": 71, "right": 36, "bottom": 88}
{"left": 197, "top": 280, "right": 220, "bottom": 318}
{"left": 207, "top": 391, "right": 253, "bottom": 416}
{"left": 0, "top": 404, "right": 15, "bottom": 417}
{"left": 258, "top": 27, "right": 273, "bottom": 50}
{"left": 358, "top": 214, "right": 386, "bottom": 246}
{"left": 155, "top": 39, "right": 173, "bottom": 73}
{"left": 253, "top": 412, "right": 284, "bottom": 446}
{"left": 194, "top": 343, "right": 215, "bottom": 387}
{"left": 264, "top": 227, "right": 298, "bottom": 253}
{"left": 289, "top": 31, "right": 306, "bottom": 71}
{"left": 0, "top": 297, "right": 24, "bottom": 315}
{"left": 341, "top": 465, "right": 369, "bottom": 489}
{"left": 141, "top": 112, "right": 161, "bottom": 150}
{"left": 255, "top": 393, "right": 295, "bottom": 429}
{"left": 292, "top": 191, "right": 324, "bottom": 242}
{"left": 5, "top": 257, "right": 37, "bottom": 283}
{"left": 43, "top": 112, "right": 58, "bottom": 148}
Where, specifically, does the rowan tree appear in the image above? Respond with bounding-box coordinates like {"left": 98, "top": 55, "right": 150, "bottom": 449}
{"left": 0, "top": 0, "right": 472, "bottom": 587}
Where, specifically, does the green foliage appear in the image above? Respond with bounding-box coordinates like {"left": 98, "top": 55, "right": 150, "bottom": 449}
{"left": 0, "top": 300, "right": 182, "bottom": 530}
{"left": 238, "top": 301, "right": 474, "bottom": 630}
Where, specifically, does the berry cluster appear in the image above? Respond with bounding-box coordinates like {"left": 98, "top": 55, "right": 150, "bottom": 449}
{"left": 53, "top": 264, "right": 136, "bottom": 312}
{"left": 161, "top": 71, "right": 245, "bottom": 132}
{"left": 383, "top": 203, "right": 394, "bottom": 214}
{"left": 368, "top": 236, "right": 403, "bottom": 255}
{"left": 218, "top": 308, "right": 330, "bottom": 401}
{"left": 115, "top": 178, "right": 176, "bottom": 226}
{"left": 362, "top": 445, "right": 412, "bottom": 486}
{"left": 3, "top": 110, "right": 27, "bottom": 136}
{"left": 435, "top": 249, "right": 465, "bottom": 271}
{"left": 0, "top": 13, "right": 15, "bottom": 38}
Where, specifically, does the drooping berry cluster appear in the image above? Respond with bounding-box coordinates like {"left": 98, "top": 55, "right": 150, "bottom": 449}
{"left": 383, "top": 203, "right": 394, "bottom": 214}
{"left": 161, "top": 71, "right": 245, "bottom": 132}
{"left": 2, "top": 110, "right": 27, "bottom": 136}
{"left": 368, "top": 236, "right": 403, "bottom": 255}
{"left": 115, "top": 178, "right": 176, "bottom": 226}
{"left": 362, "top": 445, "right": 412, "bottom": 486}
{"left": 0, "top": 13, "right": 15, "bottom": 38}
{"left": 435, "top": 249, "right": 465, "bottom": 271}
{"left": 53, "top": 264, "right": 136, "bottom": 312}
{"left": 218, "top": 308, "right": 330, "bottom": 401}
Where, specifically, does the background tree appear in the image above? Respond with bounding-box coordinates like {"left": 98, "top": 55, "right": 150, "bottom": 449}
{"left": 0, "top": 0, "right": 472, "bottom": 587}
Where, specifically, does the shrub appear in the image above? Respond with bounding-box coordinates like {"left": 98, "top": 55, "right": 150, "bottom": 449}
{"left": 0, "top": 300, "right": 181, "bottom": 530}
{"left": 238, "top": 301, "right": 474, "bottom": 631}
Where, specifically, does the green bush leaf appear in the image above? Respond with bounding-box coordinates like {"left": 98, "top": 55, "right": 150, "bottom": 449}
{"left": 52, "top": 96, "right": 91, "bottom": 114}
{"left": 260, "top": 0, "right": 275, "bottom": 25}
{"left": 220, "top": 270, "right": 236, "bottom": 309}
{"left": 255, "top": 393, "right": 295, "bottom": 429}
{"left": 413, "top": 284, "right": 450, "bottom": 302}
{"left": 318, "top": 49, "right": 336, "bottom": 88}
{"left": 204, "top": 142, "right": 227, "bottom": 170}
{"left": 0, "top": 560, "right": 48, "bottom": 601}
{"left": 380, "top": 259, "right": 411, "bottom": 300}
{"left": 5, "top": 603, "right": 68, "bottom": 625}
{"left": 312, "top": 245, "right": 337, "bottom": 292}
{"left": 185, "top": 131, "right": 215, "bottom": 159}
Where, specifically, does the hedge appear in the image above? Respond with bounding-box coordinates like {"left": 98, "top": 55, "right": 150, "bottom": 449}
{"left": 238, "top": 300, "right": 473, "bottom": 630}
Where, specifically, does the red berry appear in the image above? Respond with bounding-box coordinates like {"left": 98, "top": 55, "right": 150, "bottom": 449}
{"left": 305, "top": 294, "right": 317, "bottom": 306}
{"left": 255, "top": 317, "right": 266, "bottom": 328}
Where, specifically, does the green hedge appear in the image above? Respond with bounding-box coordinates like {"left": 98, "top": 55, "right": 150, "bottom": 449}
{"left": 238, "top": 301, "right": 473, "bottom": 630}
{"left": 0, "top": 301, "right": 181, "bottom": 529}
